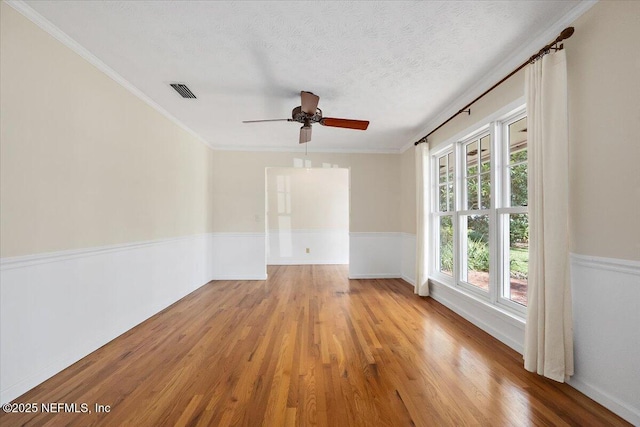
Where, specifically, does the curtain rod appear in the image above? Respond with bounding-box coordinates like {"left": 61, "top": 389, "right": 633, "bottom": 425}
{"left": 414, "top": 27, "right": 575, "bottom": 146}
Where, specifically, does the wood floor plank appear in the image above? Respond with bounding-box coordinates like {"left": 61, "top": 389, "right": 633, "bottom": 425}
{"left": 0, "top": 265, "right": 631, "bottom": 426}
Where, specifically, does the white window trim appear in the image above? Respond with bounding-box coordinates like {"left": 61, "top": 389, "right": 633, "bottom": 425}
{"left": 495, "top": 109, "right": 528, "bottom": 315}
{"left": 429, "top": 97, "right": 527, "bottom": 320}
{"left": 431, "top": 145, "right": 455, "bottom": 286}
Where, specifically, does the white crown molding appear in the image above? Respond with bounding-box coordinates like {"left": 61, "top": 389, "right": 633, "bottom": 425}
{"left": 4, "top": 0, "right": 214, "bottom": 150}
{"left": 209, "top": 143, "right": 402, "bottom": 154}
{"left": 407, "top": 0, "right": 598, "bottom": 145}
{"left": 399, "top": 140, "right": 415, "bottom": 154}
{"left": 571, "top": 253, "right": 640, "bottom": 276}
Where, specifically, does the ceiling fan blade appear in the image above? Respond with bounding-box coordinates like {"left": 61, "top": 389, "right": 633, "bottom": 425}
{"left": 320, "top": 117, "right": 369, "bottom": 130}
{"left": 300, "top": 91, "right": 320, "bottom": 115}
{"left": 242, "top": 119, "right": 290, "bottom": 123}
{"left": 299, "top": 126, "right": 312, "bottom": 144}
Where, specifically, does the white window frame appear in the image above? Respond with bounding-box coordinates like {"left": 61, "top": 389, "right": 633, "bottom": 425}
{"left": 456, "top": 126, "right": 492, "bottom": 298}
{"left": 429, "top": 102, "right": 527, "bottom": 319}
{"left": 496, "top": 109, "right": 528, "bottom": 315}
{"left": 431, "top": 147, "right": 456, "bottom": 284}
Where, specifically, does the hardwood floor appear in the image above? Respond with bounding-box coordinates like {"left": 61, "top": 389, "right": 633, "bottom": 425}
{"left": 0, "top": 265, "right": 629, "bottom": 426}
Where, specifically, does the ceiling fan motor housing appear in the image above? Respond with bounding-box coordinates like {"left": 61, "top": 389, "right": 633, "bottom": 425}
{"left": 291, "top": 106, "right": 323, "bottom": 124}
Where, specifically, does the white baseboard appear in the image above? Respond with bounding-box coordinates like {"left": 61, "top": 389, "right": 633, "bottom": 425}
{"left": 567, "top": 376, "right": 640, "bottom": 426}
{"left": 210, "top": 275, "right": 268, "bottom": 280}
{"left": 269, "top": 260, "right": 346, "bottom": 266}
{"left": 0, "top": 232, "right": 266, "bottom": 405}
{"left": 401, "top": 275, "right": 416, "bottom": 286}
{"left": 349, "top": 273, "right": 401, "bottom": 279}
{"left": 267, "top": 229, "right": 348, "bottom": 265}
{"left": 568, "top": 254, "right": 640, "bottom": 425}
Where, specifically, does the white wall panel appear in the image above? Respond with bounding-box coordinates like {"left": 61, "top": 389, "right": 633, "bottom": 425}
{"left": 0, "top": 232, "right": 266, "bottom": 404}
{"left": 401, "top": 233, "right": 416, "bottom": 285}
{"left": 210, "top": 233, "right": 266, "bottom": 279}
{"left": 568, "top": 254, "right": 640, "bottom": 425}
{"left": 349, "top": 232, "right": 402, "bottom": 279}
{"left": 267, "top": 229, "right": 348, "bottom": 265}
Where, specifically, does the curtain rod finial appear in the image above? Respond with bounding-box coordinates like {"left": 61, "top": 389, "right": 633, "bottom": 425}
{"left": 414, "top": 136, "right": 428, "bottom": 146}
{"left": 560, "top": 27, "right": 574, "bottom": 41}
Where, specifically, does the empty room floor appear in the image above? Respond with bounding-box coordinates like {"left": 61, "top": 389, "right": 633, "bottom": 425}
{"left": 0, "top": 265, "right": 629, "bottom": 426}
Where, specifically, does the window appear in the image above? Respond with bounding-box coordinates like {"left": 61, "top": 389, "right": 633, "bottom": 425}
{"left": 436, "top": 151, "right": 454, "bottom": 277}
{"left": 460, "top": 133, "right": 491, "bottom": 292}
{"left": 431, "top": 106, "right": 529, "bottom": 315}
{"left": 500, "top": 115, "right": 528, "bottom": 307}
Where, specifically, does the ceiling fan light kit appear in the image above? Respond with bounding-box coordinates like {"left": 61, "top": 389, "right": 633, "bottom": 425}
{"left": 243, "top": 91, "right": 369, "bottom": 144}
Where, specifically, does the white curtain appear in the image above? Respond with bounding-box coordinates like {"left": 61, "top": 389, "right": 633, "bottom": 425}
{"left": 415, "top": 142, "right": 430, "bottom": 296}
{"left": 524, "top": 50, "right": 574, "bottom": 382}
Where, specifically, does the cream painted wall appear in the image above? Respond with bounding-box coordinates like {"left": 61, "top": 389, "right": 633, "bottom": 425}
{"left": 423, "top": 1, "right": 640, "bottom": 261}
{"left": 0, "top": 3, "right": 215, "bottom": 258}
{"left": 400, "top": 147, "right": 416, "bottom": 234}
{"left": 567, "top": 0, "right": 640, "bottom": 261}
{"left": 210, "top": 151, "right": 400, "bottom": 233}
{"left": 427, "top": 70, "right": 525, "bottom": 151}
{"left": 266, "top": 167, "right": 349, "bottom": 231}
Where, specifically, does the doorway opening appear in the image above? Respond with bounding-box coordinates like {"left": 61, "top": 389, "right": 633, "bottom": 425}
{"left": 265, "top": 166, "right": 350, "bottom": 266}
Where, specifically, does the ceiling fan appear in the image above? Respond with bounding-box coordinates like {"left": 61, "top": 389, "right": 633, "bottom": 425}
{"left": 242, "top": 91, "right": 369, "bottom": 144}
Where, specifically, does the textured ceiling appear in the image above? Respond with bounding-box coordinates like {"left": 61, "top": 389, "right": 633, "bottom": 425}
{"left": 22, "top": 1, "right": 582, "bottom": 152}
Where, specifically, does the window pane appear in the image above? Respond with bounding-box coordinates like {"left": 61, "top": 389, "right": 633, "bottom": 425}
{"left": 480, "top": 135, "right": 491, "bottom": 173}
{"left": 509, "top": 117, "right": 527, "bottom": 165}
{"left": 439, "top": 156, "right": 447, "bottom": 184}
{"left": 439, "top": 184, "right": 447, "bottom": 212}
{"left": 510, "top": 163, "right": 528, "bottom": 206}
{"left": 480, "top": 173, "right": 490, "bottom": 209}
{"left": 466, "top": 177, "right": 477, "bottom": 210}
{"left": 447, "top": 153, "right": 454, "bottom": 183}
{"left": 447, "top": 183, "right": 454, "bottom": 211}
{"left": 439, "top": 216, "right": 453, "bottom": 276}
{"left": 463, "top": 215, "right": 490, "bottom": 290}
{"left": 511, "top": 148, "right": 527, "bottom": 164}
{"left": 466, "top": 141, "right": 478, "bottom": 177}
{"left": 506, "top": 213, "right": 529, "bottom": 306}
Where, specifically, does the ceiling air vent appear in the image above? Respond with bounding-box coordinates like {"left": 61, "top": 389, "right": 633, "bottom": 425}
{"left": 170, "top": 83, "right": 196, "bottom": 99}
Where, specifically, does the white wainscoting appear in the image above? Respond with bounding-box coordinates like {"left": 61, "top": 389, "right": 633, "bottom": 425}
{"left": 210, "top": 233, "right": 266, "bottom": 279}
{"left": 349, "top": 232, "right": 401, "bottom": 279}
{"left": 427, "top": 253, "right": 640, "bottom": 425}
{"left": 401, "top": 233, "right": 416, "bottom": 286}
{"left": 348, "top": 232, "right": 416, "bottom": 283}
{"left": 0, "top": 232, "right": 266, "bottom": 405}
{"left": 568, "top": 254, "right": 640, "bottom": 425}
{"left": 267, "top": 229, "right": 348, "bottom": 265}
